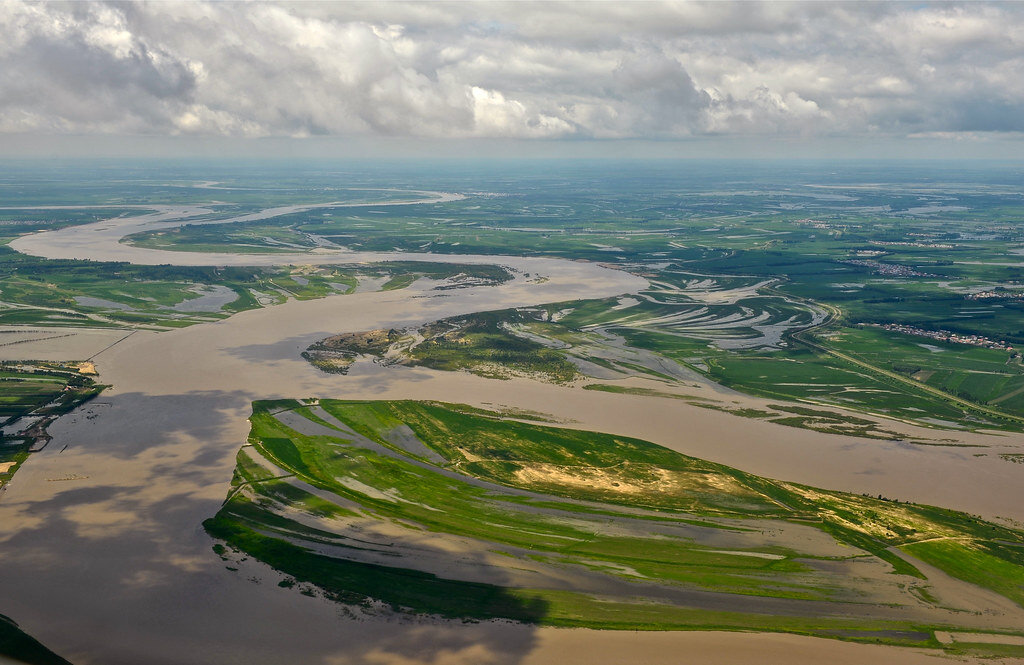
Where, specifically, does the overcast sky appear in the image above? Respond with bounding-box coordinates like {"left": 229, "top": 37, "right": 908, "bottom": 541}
{"left": 2, "top": 1, "right": 1023, "bottom": 158}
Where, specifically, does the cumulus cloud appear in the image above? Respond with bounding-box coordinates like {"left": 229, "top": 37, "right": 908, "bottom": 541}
{"left": 0, "top": 1, "right": 1022, "bottom": 140}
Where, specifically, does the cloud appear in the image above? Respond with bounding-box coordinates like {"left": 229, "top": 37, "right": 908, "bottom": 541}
{"left": 0, "top": 1, "right": 1022, "bottom": 141}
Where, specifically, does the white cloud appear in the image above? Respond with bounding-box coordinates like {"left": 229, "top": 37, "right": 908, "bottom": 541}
{"left": 0, "top": 1, "right": 1022, "bottom": 140}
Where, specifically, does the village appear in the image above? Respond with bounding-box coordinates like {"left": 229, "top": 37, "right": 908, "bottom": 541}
{"left": 842, "top": 259, "right": 940, "bottom": 278}
{"left": 872, "top": 322, "right": 1016, "bottom": 353}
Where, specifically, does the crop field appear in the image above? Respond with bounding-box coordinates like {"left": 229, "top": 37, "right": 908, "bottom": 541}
{"left": 822, "top": 327, "right": 1024, "bottom": 412}
{"left": 206, "top": 399, "right": 1024, "bottom": 653}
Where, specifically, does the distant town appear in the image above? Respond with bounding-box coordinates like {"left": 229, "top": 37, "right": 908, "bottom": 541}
{"left": 872, "top": 322, "right": 1016, "bottom": 352}
{"left": 870, "top": 240, "right": 955, "bottom": 249}
{"left": 965, "top": 290, "right": 1024, "bottom": 301}
{"left": 842, "top": 259, "right": 939, "bottom": 278}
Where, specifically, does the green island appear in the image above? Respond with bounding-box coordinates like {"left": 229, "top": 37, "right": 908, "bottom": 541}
{"left": 0, "top": 360, "right": 105, "bottom": 487}
{"left": 206, "top": 399, "right": 1024, "bottom": 657}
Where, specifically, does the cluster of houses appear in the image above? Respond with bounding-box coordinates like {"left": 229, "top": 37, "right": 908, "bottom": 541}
{"left": 842, "top": 259, "right": 939, "bottom": 278}
{"left": 870, "top": 240, "right": 955, "bottom": 249}
{"left": 965, "top": 290, "right": 1024, "bottom": 301}
{"left": 874, "top": 323, "right": 1015, "bottom": 352}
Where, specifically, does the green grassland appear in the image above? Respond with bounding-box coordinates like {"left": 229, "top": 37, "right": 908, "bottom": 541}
{"left": 144, "top": 169, "right": 1014, "bottom": 438}
{"left": 0, "top": 168, "right": 420, "bottom": 208}
{"left": 0, "top": 208, "right": 127, "bottom": 243}
{"left": 126, "top": 223, "right": 309, "bottom": 254}
{"left": 206, "top": 399, "right": 1024, "bottom": 650}
{"left": 305, "top": 310, "right": 578, "bottom": 381}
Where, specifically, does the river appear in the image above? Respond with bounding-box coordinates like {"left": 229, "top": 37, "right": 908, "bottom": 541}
{"left": 0, "top": 195, "right": 1019, "bottom": 665}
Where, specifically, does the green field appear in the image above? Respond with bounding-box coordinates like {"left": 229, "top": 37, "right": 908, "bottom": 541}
{"left": 7, "top": 162, "right": 1024, "bottom": 659}
{"left": 305, "top": 309, "right": 578, "bottom": 381}
{"left": 206, "top": 399, "right": 1024, "bottom": 651}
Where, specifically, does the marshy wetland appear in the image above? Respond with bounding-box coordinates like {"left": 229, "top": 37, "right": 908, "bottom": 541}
{"left": 0, "top": 162, "right": 1022, "bottom": 664}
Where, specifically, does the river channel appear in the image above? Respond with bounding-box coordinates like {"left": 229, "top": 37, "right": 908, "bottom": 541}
{"left": 0, "top": 194, "right": 1019, "bottom": 665}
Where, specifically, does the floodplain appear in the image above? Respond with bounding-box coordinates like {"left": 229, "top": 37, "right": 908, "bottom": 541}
{"left": 0, "top": 161, "right": 1022, "bottom": 664}
{"left": 207, "top": 398, "right": 1024, "bottom": 656}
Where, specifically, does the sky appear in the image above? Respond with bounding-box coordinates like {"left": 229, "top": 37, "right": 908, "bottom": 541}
{"left": 2, "top": 1, "right": 1024, "bottom": 159}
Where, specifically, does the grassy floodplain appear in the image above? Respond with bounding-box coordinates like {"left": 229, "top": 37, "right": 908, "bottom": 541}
{"left": 305, "top": 276, "right": 1024, "bottom": 437}
{"left": 10, "top": 162, "right": 1024, "bottom": 434}
{"left": 206, "top": 399, "right": 1024, "bottom": 656}
{"left": 0, "top": 168, "right": 509, "bottom": 328}
{"left": 4, "top": 162, "right": 1024, "bottom": 662}
{"left": 107, "top": 161, "right": 1024, "bottom": 435}
{"left": 304, "top": 309, "right": 579, "bottom": 381}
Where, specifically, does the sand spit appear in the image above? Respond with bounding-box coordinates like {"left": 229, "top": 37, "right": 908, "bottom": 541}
{"left": 0, "top": 200, "right": 1020, "bottom": 664}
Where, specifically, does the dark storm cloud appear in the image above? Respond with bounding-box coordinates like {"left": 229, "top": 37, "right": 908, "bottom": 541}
{"left": 1, "top": 1, "right": 1022, "bottom": 140}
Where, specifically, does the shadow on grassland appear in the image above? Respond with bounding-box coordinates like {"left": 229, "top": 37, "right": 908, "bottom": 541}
{"left": 204, "top": 513, "right": 550, "bottom": 626}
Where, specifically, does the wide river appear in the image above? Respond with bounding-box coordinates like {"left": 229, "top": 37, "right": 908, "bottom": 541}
{"left": 0, "top": 194, "right": 1020, "bottom": 665}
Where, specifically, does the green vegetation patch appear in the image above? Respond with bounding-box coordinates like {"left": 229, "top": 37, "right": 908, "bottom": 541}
{"left": 205, "top": 399, "right": 1024, "bottom": 644}
{"left": 306, "top": 309, "right": 577, "bottom": 382}
{"left": 902, "top": 539, "right": 1024, "bottom": 608}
